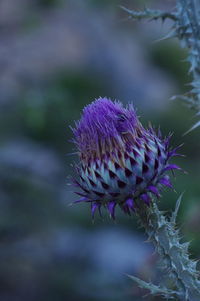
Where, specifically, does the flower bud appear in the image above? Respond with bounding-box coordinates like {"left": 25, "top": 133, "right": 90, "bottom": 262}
{"left": 72, "top": 97, "right": 181, "bottom": 219}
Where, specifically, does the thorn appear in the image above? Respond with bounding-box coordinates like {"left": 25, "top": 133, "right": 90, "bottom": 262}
{"left": 183, "top": 120, "right": 200, "bottom": 136}
{"left": 152, "top": 29, "right": 177, "bottom": 44}
{"left": 171, "top": 192, "right": 184, "bottom": 224}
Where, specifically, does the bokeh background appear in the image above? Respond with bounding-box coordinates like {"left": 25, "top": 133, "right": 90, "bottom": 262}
{"left": 1, "top": 0, "right": 200, "bottom": 300}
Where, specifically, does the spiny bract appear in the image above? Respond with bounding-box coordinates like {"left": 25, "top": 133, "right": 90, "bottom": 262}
{"left": 72, "top": 97, "right": 181, "bottom": 219}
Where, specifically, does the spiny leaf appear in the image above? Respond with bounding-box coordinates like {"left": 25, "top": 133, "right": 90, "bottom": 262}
{"left": 152, "top": 29, "right": 177, "bottom": 43}
{"left": 119, "top": 6, "right": 177, "bottom": 21}
{"left": 183, "top": 120, "right": 200, "bottom": 136}
{"left": 127, "top": 274, "right": 178, "bottom": 299}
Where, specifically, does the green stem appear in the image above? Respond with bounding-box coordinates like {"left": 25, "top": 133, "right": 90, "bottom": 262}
{"left": 137, "top": 202, "right": 200, "bottom": 301}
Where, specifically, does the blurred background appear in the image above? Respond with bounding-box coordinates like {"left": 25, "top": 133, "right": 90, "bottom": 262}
{"left": 1, "top": 0, "right": 200, "bottom": 300}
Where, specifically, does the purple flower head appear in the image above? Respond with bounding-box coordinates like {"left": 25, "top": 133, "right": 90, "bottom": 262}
{"left": 72, "top": 97, "right": 182, "bottom": 219}
{"left": 73, "top": 97, "right": 140, "bottom": 161}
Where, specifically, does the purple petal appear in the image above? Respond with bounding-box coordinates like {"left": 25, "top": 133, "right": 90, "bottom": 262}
{"left": 163, "top": 164, "right": 182, "bottom": 172}
{"left": 140, "top": 193, "right": 151, "bottom": 206}
{"left": 125, "top": 198, "right": 135, "bottom": 211}
{"left": 107, "top": 201, "right": 116, "bottom": 219}
{"left": 172, "top": 153, "right": 184, "bottom": 158}
{"left": 168, "top": 144, "right": 184, "bottom": 158}
{"left": 164, "top": 134, "right": 173, "bottom": 149}
{"left": 91, "top": 202, "right": 99, "bottom": 218}
{"left": 167, "top": 150, "right": 176, "bottom": 158}
{"left": 159, "top": 176, "right": 173, "bottom": 188}
{"left": 74, "top": 197, "right": 89, "bottom": 203}
{"left": 147, "top": 185, "right": 160, "bottom": 197}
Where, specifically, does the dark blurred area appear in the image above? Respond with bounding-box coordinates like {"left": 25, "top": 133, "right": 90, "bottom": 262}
{"left": 1, "top": 0, "right": 200, "bottom": 300}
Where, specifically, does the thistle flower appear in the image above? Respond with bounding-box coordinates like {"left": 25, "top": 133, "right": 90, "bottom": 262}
{"left": 72, "top": 97, "right": 181, "bottom": 219}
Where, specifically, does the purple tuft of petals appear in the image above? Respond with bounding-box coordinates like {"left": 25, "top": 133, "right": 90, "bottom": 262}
{"left": 73, "top": 97, "right": 140, "bottom": 158}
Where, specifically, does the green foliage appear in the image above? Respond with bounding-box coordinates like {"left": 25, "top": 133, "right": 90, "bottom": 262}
{"left": 150, "top": 43, "right": 191, "bottom": 91}
{"left": 19, "top": 72, "right": 104, "bottom": 150}
{"left": 37, "top": 0, "right": 61, "bottom": 8}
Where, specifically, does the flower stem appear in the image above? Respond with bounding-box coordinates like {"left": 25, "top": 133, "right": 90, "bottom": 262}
{"left": 136, "top": 201, "right": 200, "bottom": 301}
